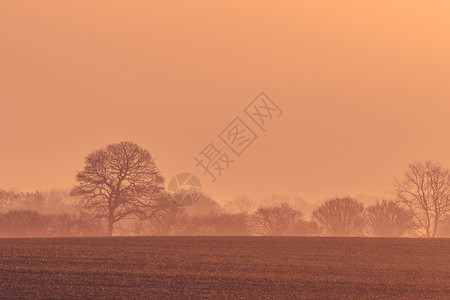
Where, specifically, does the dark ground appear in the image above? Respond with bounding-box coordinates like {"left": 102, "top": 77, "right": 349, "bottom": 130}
{"left": 0, "top": 237, "right": 449, "bottom": 299}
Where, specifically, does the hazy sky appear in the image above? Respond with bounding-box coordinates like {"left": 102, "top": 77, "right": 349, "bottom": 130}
{"left": 1, "top": 1, "right": 450, "bottom": 205}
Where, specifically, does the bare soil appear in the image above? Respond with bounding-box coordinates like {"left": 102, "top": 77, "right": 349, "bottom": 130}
{"left": 0, "top": 237, "right": 449, "bottom": 299}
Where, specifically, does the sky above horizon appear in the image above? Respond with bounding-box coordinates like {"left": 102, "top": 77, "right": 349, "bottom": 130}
{"left": 1, "top": 1, "right": 450, "bottom": 205}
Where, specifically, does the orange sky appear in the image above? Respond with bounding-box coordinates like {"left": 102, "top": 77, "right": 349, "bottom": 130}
{"left": 1, "top": 1, "right": 450, "bottom": 205}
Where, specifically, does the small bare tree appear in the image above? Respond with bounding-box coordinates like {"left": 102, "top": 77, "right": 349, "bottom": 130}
{"left": 366, "top": 200, "right": 417, "bottom": 237}
{"left": 71, "top": 141, "right": 165, "bottom": 236}
{"left": 252, "top": 202, "right": 303, "bottom": 236}
{"left": 313, "top": 196, "right": 366, "bottom": 237}
{"left": 393, "top": 161, "right": 450, "bottom": 237}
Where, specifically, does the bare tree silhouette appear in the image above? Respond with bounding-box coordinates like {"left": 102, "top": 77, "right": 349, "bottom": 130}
{"left": 393, "top": 161, "right": 450, "bottom": 237}
{"left": 71, "top": 141, "right": 165, "bottom": 236}
{"left": 252, "top": 202, "right": 302, "bottom": 236}
{"left": 312, "top": 196, "right": 366, "bottom": 236}
{"left": 366, "top": 200, "right": 417, "bottom": 237}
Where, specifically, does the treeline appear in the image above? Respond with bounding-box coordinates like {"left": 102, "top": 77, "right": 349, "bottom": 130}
{"left": 2, "top": 141, "right": 450, "bottom": 238}
{"left": 137, "top": 196, "right": 450, "bottom": 237}
{"left": 2, "top": 190, "right": 450, "bottom": 238}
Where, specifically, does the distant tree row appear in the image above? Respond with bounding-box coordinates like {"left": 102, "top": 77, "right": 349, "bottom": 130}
{"left": 1, "top": 141, "right": 450, "bottom": 238}
{"left": 0, "top": 188, "right": 78, "bottom": 213}
{"left": 0, "top": 210, "right": 102, "bottom": 237}
{"left": 129, "top": 197, "right": 423, "bottom": 237}
{"left": 2, "top": 197, "right": 450, "bottom": 237}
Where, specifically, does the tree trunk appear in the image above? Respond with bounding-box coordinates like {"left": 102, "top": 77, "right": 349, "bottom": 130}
{"left": 108, "top": 210, "right": 114, "bottom": 236}
{"left": 432, "top": 217, "right": 439, "bottom": 238}
{"left": 107, "top": 220, "right": 114, "bottom": 236}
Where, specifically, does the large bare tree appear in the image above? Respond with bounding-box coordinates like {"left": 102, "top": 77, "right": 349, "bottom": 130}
{"left": 312, "top": 196, "right": 366, "bottom": 237}
{"left": 393, "top": 161, "right": 450, "bottom": 237}
{"left": 71, "top": 141, "right": 166, "bottom": 236}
